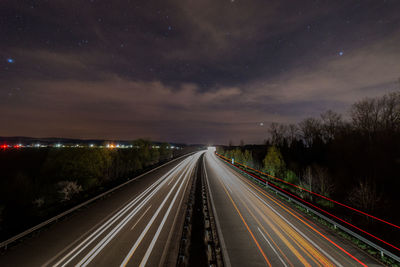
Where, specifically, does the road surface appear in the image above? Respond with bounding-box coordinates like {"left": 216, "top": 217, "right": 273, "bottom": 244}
{"left": 204, "top": 150, "right": 382, "bottom": 267}
{"left": 0, "top": 150, "right": 385, "bottom": 266}
{"left": 0, "top": 152, "right": 203, "bottom": 267}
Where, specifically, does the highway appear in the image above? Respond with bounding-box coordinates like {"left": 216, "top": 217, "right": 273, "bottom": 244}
{"left": 203, "top": 150, "right": 383, "bottom": 267}
{"left": 0, "top": 152, "right": 203, "bottom": 267}
{"left": 0, "top": 150, "right": 385, "bottom": 266}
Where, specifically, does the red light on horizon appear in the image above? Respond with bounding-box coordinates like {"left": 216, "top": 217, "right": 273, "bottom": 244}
{"left": 1, "top": 144, "right": 8, "bottom": 149}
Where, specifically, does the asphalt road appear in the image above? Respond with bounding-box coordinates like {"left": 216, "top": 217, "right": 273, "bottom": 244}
{"left": 204, "top": 150, "right": 383, "bottom": 267}
{"left": 0, "top": 150, "right": 387, "bottom": 267}
{"left": 0, "top": 152, "right": 204, "bottom": 267}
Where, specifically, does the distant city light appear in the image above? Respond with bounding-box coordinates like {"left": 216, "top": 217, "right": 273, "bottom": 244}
{"left": 7, "top": 58, "right": 14, "bottom": 63}
{"left": 0, "top": 141, "right": 181, "bottom": 149}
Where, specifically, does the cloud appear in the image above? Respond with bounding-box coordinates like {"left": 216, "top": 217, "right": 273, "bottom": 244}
{"left": 1, "top": 0, "right": 400, "bottom": 144}
{"left": 1, "top": 77, "right": 261, "bottom": 142}
{"left": 2, "top": 30, "right": 399, "bottom": 144}
{"left": 241, "top": 33, "right": 400, "bottom": 119}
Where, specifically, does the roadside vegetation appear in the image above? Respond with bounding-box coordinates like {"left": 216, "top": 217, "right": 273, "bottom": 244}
{"left": 0, "top": 139, "right": 187, "bottom": 241}
{"left": 217, "top": 91, "right": 400, "bottom": 248}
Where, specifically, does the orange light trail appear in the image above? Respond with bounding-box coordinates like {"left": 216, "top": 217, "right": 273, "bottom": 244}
{"left": 235, "top": 169, "right": 368, "bottom": 267}
{"left": 218, "top": 153, "right": 400, "bottom": 253}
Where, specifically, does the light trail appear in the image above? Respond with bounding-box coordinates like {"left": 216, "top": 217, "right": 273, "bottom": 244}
{"left": 216, "top": 152, "right": 400, "bottom": 230}
{"left": 54, "top": 155, "right": 194, "bottom": 266}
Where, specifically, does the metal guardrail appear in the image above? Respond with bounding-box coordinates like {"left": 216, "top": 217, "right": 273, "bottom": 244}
{"left": 220, "top": 158, "right": 400, "bottom": 264}
{"left": 0, "top": 152, "right": 196, "bottom": 249}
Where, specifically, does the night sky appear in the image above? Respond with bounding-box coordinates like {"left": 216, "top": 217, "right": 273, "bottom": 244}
{"left": 1, "top": 1, "right": 400, "bottom": 144}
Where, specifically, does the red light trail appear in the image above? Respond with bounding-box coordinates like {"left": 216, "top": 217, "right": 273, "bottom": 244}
{"left": 216, "top": 153, "right": 400, "bottom": 230}
{"left": 216, "top": 152, "right": 400, "bottom": 253}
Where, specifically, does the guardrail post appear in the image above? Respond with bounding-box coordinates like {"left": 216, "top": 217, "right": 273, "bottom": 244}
{"left": 333, "top": 224, "right": 337, "bottom": 230}
{"left": 381, "top": 251, "right": 384, "bottom": 258}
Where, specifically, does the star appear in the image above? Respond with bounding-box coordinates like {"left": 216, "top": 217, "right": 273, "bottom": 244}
{"left": 7, "top": 58, "right": 14, "bottom": 63}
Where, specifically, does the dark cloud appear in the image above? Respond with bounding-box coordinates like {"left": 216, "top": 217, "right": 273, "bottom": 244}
{"left": 1, "top": 0, "right": 400, "bottom": 144}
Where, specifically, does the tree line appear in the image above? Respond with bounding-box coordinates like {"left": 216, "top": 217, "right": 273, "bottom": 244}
{"left": 218, "top": 91, "right": 400, "bottom": 245}
{"left": 0, "top": 139, "right": 174, "bottom": 240}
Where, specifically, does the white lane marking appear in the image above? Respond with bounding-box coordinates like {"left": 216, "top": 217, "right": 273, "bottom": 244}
{"left": 257, "top": 227, "right": 288, "bottom": 267}
{"left": 244, "top": 185, "right": 343, "bottom": 267}
{"left": 138, "top": 158, "right": 197, "bottom": 267}
{"left": 78, "top": 160, "right": 194, "bottom": 267}
{"left": 203, "top": 152, "right": 232, "bottom": 267}
{"left": 120, "top": 159, "right": 195, "bottom": 267}
{"left": 59, "top": 157, "right": 192, "bottom": 267}
{"left": 131, "top": 205, "right": 152, "bottom": 231}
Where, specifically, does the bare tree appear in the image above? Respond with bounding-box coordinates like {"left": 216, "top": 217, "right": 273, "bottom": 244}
{"left": 58, "top": 181, "right": 83, "bottom": 202}
{"left": 299, "top": 118, "right": 322, "bottom": 147}
{"left": 299, "top": 166, "right": 313, "bottom": 201}
{"left": 299, "top": 165, "right": 334, "bottom": 201}
{"left": 320, "top": 110, "right": 343, "bottom": 141}
{"left": 268, "top": 122, "right": 288, "bottom": 146}
{"left": 348, "top": 180, "right": 381, "bottom": 214}
{"left": 313, "top": 165, "right": 334, "bottom": 198}
{"left": 350, "top": 91, "right": 400, "bottom": 134}
{"left": 351, "top": 97, "right": 381, "bottom": 134}
{"left": 379, "top": 92, "right": 400, "bottom": 131}
{"left": 287, "top": 124, "right": 299, "bottom": 146}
